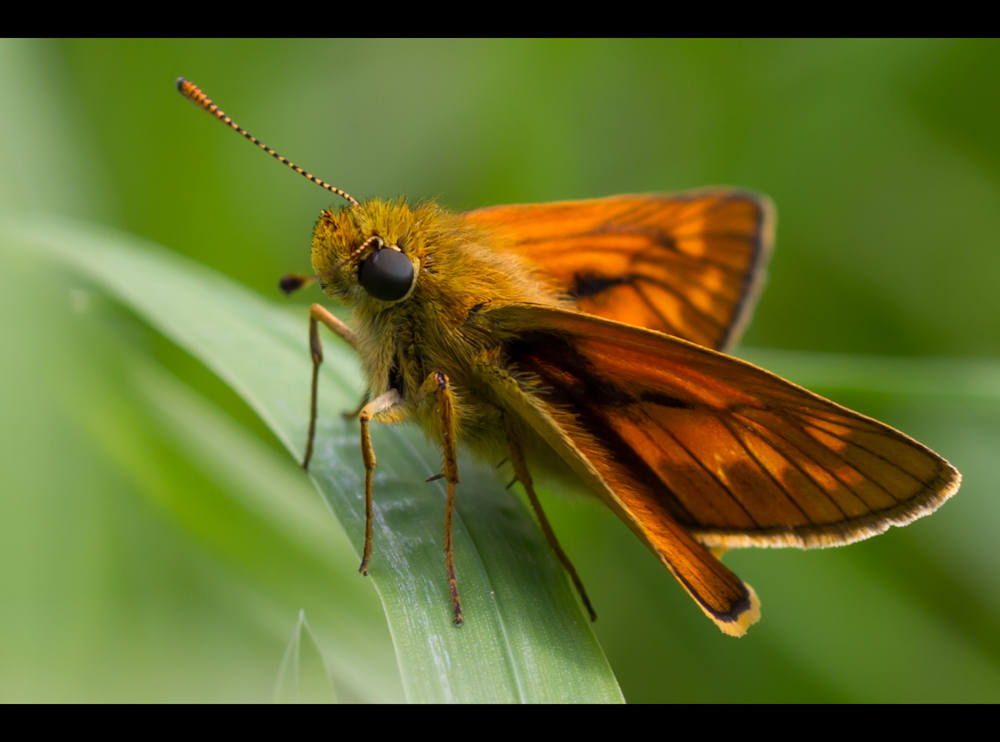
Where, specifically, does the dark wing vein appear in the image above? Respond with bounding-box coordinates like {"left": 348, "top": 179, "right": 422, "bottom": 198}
{"left": 631, "top": 275, "right": 727, "bottom": 330}
{"left": 800, "top": 415, "right": 941, "bottom": 483}
{"left": 516, "top": 232, "right": 751, "bottom": 276}
{"left": 649, "top": 419, "right": 763, "bottom": 528}
{"left": 717, "top": 415, "right": 815, "bottom": 525}
{"left": 735, "top": 414, "right": 850, "bottom": 520}
{"left": 800, "top": 425, "right": 930, "bottom": 498}
{"left": 623, "top": 283, "right": 683, "bottom": 337}
{"left": 739, "top": 411, "right": 898, "bottom": 510}
{"left": 616, "top": 243, "right": 747, "bottom": 279}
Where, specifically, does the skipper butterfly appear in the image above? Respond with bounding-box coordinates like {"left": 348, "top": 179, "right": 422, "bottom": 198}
{"left": 179, "top": 79, "right": 960, "bottom": 635}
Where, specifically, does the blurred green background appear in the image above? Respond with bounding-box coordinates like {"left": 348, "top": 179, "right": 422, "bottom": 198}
{"left": 2, "top": 38, "right": 1000, "bottom": 702}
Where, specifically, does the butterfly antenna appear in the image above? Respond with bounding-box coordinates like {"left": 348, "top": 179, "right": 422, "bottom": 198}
{"left": 331, "top": 235, "right": 383, "bottom": 274}
{"left": 176, "top": 78, "right": 359, "bottom": 208}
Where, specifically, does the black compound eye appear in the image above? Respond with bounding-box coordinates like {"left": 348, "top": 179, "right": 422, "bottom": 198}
{"left": 358, "top": 248, "right": 414, "bottom": 302}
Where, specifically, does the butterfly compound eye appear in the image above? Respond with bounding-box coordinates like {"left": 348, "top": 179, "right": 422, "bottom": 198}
{"left": 358, "top": 248, "right": 415, "bottom": 302}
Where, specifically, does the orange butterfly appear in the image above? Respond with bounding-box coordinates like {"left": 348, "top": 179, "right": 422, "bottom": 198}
{"left": 180, "top": 79, "right": 960, "bottom": 636}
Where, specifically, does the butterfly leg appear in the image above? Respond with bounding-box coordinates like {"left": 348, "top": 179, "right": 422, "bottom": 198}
{"left": 303, "top": 304, "right": 358, "bottom": 471}
{"left": 418, "top": 371, "right": 463, "bottom": 626}
{"left": 342, "top": 391, "right": 371, "bottom": 421}
{"left": 357, "top": 389, "right": 405, "bottom": 577}
{"left": 504, "top": 415, "right": 598, "bottom": 622}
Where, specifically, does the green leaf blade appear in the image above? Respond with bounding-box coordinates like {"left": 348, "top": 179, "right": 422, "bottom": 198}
{"left": 14, "top": 216, "right": 624, "bottom": 704}
{"left": 275, "top": 610, "right": 338, "bottom": 704}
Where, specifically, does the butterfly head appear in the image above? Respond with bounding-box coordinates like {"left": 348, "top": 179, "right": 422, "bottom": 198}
{"left": 311, "top": 198, "right": 437, "bottom": 307}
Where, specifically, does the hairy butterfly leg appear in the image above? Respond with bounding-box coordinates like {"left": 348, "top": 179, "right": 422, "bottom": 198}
{"left": 303, "top": 304, "right": 357, "bottom": 471}
{"left": 418, "top": 371, "right": 464, "bottom": 626}
{"left": 357, "top": 389, "right": 405, "bottom": 576}
{"left": 504, "top": 415, "right": 597, "bottom": 622}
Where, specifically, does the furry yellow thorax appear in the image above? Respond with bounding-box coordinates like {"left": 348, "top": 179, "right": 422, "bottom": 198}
{"left": 308, "top": 197, "right": 568, "bottom": 412}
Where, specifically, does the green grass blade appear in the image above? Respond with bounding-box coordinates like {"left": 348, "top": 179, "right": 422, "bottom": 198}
{"left": 275, "top": 610, "right": 338, "bottom": 704}
{"left": 12, "top": 216, "right": 624, "bottom": 704}
{"left": 132, "top": 361, "right": 403, "bottom": 702}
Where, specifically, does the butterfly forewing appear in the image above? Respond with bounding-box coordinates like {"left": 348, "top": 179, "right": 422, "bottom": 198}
{"left": 464, "top": 189, "right": 774, "bottom": 351}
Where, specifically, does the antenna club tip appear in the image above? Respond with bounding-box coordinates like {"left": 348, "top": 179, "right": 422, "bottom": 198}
{"left": 176, "top": 77, "right": 204, "bottom": 105}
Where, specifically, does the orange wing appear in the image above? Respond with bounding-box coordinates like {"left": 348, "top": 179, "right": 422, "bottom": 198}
{"left": 463, "top": 190, "right": 774, "bottom": 350}
{"left": 484, "top": 303, "right": 960, "bottom": 634}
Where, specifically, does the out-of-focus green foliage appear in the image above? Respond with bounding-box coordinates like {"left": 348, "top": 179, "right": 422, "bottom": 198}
{"left": 2, "top": 38, "right": 1000, "bottom": 702}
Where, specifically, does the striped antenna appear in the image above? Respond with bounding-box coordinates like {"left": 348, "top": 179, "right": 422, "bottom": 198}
{"left": 176, "top": 78, "right": 359, "bottom": 208}
{"left": 332, "top": 235, "right": 383, "bottom": 273}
